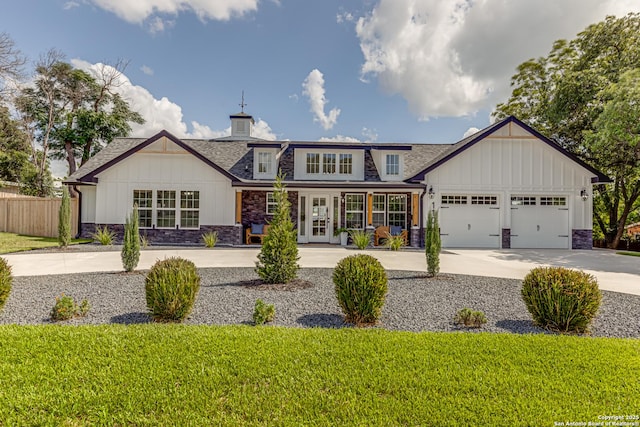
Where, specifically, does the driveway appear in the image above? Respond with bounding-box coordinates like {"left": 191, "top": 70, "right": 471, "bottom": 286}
{"left": 3, "top": 247, "right": 639, "bottom": 295}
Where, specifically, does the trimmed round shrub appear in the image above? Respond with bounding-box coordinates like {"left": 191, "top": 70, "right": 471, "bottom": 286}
{"left": 522, "top": 266, "right": 602, "bottom": 333}
{"left": 333, "top": 254, "right": 388, "bottom": 325}
{"left": 145, "top": 257, "right": 201, "bottom": 322}
{"left": 0, "top": 257, "right": 12, "bottom": 311}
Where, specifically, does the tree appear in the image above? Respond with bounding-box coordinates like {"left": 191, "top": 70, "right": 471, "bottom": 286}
{"left": 122, "top": 204, "right": 141, "bottom": 272}
{"left": 0, "top": 106, "right": 38, "bottom": 191}
{"left": 0, "top": 32, "right": 25, "bottom": 100}
{"left": 255, "top": 171, "right": 300, "bottom": 284}
{"left": 425, "top": 209, "right": 441, "bottom": 277}
{"left": 16, "top": 55, "right": 144, "bottom": 183}
{"left": 58, "top": 186, "right": 71, "bottom": 247}
{"left": 584, "top": 70, "right": 640, "bottom": 249}
{"left": 494, "top": 13, "right": 640, "bottom": 247}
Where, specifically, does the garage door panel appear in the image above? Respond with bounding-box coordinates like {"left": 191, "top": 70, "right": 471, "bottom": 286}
{"left": 510, "top": 196, "right": 569, "bottom": 249}
{"left": 440, "top": 204, "right": 500, "bottom": 248}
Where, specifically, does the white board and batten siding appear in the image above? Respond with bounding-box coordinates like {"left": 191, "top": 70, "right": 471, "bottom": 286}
{"left": 85, "top": 136, "right": 235, "bottom": 226}
{"left": 423, "top": 122, "right": 594, "bottom": 249}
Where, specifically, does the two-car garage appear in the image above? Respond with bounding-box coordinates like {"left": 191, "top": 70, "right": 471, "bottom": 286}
{"left": 438, "top": 194, "right": 570, "bottom": 249}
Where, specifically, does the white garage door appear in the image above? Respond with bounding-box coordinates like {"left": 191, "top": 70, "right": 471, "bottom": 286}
{"left": 510, "top": 196, "right": 569, "bottom": 249}
{"left": 439, "top": 195, "right": 500, "bottom": 248}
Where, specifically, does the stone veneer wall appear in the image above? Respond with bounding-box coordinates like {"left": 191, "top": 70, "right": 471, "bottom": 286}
{"left": 241, "top": 190, "right": 298, "bottom": 232}
{"left": 572, "top": 229, "right": 593, "bottom": 249}
{"left": 501, "top": 228, "right": 511, "bottom": 249}
{"left": 80, "top": 223, "right": 242, "bottom": 246}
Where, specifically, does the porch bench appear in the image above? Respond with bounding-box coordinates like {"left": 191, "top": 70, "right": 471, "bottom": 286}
{"left": 246, "top": 224, "right": 270, "bottom": 244}
{"left": 374, "top": 225, "right": 408, "bottom": 246}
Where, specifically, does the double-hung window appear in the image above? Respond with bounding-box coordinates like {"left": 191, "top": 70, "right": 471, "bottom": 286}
{"left": 372, "top": 194, "right": 386, "bottom": 227}
{"left": 180, "top": 191, "right": 199, "bottom": 228}
{"left": 156, "top": 190, "right": 176, "bottom": 228}
{"left": 387, "top": 194, "right": 406, "bottom": 228}
{"left": 323, "top": 153, "right": 336, "bottom": 174}
{"left": 133, "top": 190, "right": 153, "bottom": 228}
{"left": 386, "top": 154, "right": 400, "bottom": 176}
{"left": 257, "top": 152, "right": 273, "bottom": 174}
{"left": 306, "top": 153, "right": 320, "bottom": 174}
{"left": 339, "top": 154, "right": 352, "bottom": 174}
{"left": 345, "top": 194, "right": 364, "bottom": 229}
{"left": 266, "top": 192, "right": 277, "bottom": 214}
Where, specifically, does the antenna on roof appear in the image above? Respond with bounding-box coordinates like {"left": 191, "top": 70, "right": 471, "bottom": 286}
{"left": 239, "top": 90, "right": 247, "bottom": 113}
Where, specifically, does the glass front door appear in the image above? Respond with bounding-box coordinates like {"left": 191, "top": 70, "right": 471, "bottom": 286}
{"left": 310, "top": 196, "right": 329, "bottom": 242}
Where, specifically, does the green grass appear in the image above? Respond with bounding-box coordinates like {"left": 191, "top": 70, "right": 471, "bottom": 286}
{"left": 0, "top": 325, "right": 637, "bottom": 425}
{"left": 617, "top": 250, "right": 640, "bottom": 257}
{"left": 0, "top": 232, "right": 92, "bottom": 254}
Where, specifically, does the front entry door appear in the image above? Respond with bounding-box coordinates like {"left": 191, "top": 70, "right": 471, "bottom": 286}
{"left": 309, "top": 195, "right": 330, "bottom": 242}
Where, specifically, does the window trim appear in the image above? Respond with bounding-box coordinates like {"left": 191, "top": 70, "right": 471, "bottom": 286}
{"left": 133, "top": 189, "right": 200, "bottom": 230}
{"left": 179, "top": 190, "right": 200, "bottom": 229}
{"left": 257, "top": 151, "right": 273, "bottom": 175}
{"left": 266, "top": 192, "right": 277, "bottom": 215}
{"left": 385, "top": 154, "right": 400, "bottom": 176}
{"left": 339, "top": 153, "right": 353, "bottom": 175}
{"left": 345, "top": 193, "right": 364, "bottom": 229}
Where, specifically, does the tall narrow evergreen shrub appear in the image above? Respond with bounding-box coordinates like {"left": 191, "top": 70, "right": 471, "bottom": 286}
{"left": 58, "top": 186, "right": 71, "bottom": 247}
{"left": 425, "top": 209, "right": 441, "bottom": 277}
{"left": 121, "top": 204, "right": 140, "bottom": 272}
{"left": 256, "top": 171, "right": 300, "bottom": 284}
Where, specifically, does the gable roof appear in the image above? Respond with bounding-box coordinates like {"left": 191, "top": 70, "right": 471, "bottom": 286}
{"left": 405, "top": 116, "right": 611, "bottom": 183}
{"left": 67, "top": 130, "right": 244, "bottom": 184}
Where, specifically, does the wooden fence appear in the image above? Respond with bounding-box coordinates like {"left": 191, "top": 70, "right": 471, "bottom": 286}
{"left": 0, "top": 197, "right": 79, "bottom": 238}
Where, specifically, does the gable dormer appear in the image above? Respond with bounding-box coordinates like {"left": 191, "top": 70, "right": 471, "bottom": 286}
{"left": 371, "top": 147, "right": 409, "bottom": 181}
{"left": 230, "top": 112, "right": 254, "bottom": 138}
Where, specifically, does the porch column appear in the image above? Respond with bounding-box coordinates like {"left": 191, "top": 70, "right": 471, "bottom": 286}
{"left": 235, "top": 190, "right": 242, "bottom": 224}
{"left": 367, "top": 192, "right": 373, "bottom": 228}
{"left": 410, "top": 192, "right": 420, "bottom": 247}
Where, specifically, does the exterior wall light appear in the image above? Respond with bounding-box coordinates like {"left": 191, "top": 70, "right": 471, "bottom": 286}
{"left": 580, "top": 189, "right": 589, "bottom": 201}
{"left": 428, "top": 186, "right": 435, "bottom": 199}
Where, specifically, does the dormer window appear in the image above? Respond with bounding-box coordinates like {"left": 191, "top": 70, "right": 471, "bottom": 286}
{"left": 257, "top": 152, "right": 273, "bottom": 174}
{"left": 386, "top": 154, "right": 400, "bottom": 175}
{"left": 323, "top": 153, "right": 336, "bottom": 174}
{"left": 306, "top": 153, "right": 320, "bottom": 174}
{"left": 339, "top": 154, "right": 352, "bottom": 174}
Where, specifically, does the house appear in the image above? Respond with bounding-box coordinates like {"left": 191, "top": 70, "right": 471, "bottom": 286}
{"left": 626, "top": 222, "right": 640, "bottom": 241}
{"left": 65, "top": 112, "right": 610, "bottom": 249}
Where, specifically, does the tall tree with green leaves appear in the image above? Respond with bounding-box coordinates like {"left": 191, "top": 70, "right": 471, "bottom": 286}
{"left": 494, "top": 13, "right": 640, "bottom": 247}
{"left": 58, "top": 186, "right": 71, "bottom": 247}
{"left": 256, "top": 171, "right": 300, "bottom": 284}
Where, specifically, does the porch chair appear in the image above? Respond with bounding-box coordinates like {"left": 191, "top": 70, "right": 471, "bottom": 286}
{"left": 374, "top": 225, "right": 408, "bottom": 246}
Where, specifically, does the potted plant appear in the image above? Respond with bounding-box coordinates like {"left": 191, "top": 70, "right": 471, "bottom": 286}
{"left": 334, "top": 227, "right": 349, "bottom": 246}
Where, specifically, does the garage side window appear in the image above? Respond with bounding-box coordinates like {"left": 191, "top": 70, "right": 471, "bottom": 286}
{"left": 180, "top": 191, "right": 199, "bottom": 229}
{"left": 511, "top": 196, "right": 536, "bottom": 206}
{"left": 540, "top": 196, "right": 566, "bottom": 206}
{"left": 471, "top": 196, "right": 497, "bottom": 205}
{"left": 133, "top": 190, "right": 153, "bottom": 228}
{"left": 441, "top": 195, "right": 467, "bottom": 205}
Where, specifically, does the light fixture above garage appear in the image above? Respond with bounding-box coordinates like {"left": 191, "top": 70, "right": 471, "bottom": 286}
{"left": 428, "top": 186, "right": 435, "bottom": 199}
{"left": 580, "top": 189, "right": 589, "bottom": 201}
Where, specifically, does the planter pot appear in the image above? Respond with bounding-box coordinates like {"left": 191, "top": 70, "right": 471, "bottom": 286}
{"left": 340, "top": 232, "right": 348, "bottom": 246}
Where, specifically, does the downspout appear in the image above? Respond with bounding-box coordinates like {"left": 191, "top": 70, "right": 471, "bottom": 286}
{"left": 73, "top": 185, "right": 83, "bottom": 239}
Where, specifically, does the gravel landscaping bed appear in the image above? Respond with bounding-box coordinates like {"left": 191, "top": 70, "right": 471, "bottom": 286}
{"left": 2, "top": 268, "right": 639, "bottom": 337}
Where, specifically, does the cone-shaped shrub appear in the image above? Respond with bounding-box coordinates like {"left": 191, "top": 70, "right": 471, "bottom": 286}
{"left": 522, "top": 266, "right": 602, "bottom": 333}
{"left": 58, "top": 186, "right": 71, "bottom": 247}
{"left": 256, "top": 171, "right": 300, "bottom": 284}
{"left": 145, "top": 257, "right": 200, "bottom": 322}
{"left": 333, "top": 254, "right": 388, "bottom": 325}
{"left": 425, "top": 209, "right": 440, "bottom": 277}
{"left": 0, "top": 257, "right": 12, "bottom": 311}
{"left": 122, "top": 204, "right": 140, "bottom": 272}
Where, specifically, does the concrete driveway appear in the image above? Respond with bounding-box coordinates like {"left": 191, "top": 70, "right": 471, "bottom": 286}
{"left": 3, "top": 247, "right": 639, "bottom": 295}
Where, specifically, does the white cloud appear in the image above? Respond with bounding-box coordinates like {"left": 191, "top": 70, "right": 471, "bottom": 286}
{"left": 70, "top": 59, "right": 276, "bottom": 141}
{"left": 63, "top": 1, "right": 80, "bottom": 10}
{"left": 463, "top": 127, "right": 480, "bottom": 138}
{"left": 361, "top": 127, "right": 378, "bottom": 142}
{"left": 140, "top": 65, "right": 154, "bottom": 76}
{"left": 319, "top": 135, "right": 361, "bottom": 143}
{"left": 88, "top": 0, "right": 259, "bottom": 24}
{"left": 356, "top": 0, "right": 640, "bottom": 120}
{"left": 337, "top": 11, "right": 354, "bottom": 23}
{"left": 302, "top": 69, "right": 341, "bottom": 130}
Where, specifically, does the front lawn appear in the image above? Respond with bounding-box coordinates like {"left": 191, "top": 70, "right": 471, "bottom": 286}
{"left": 0, "top": 325, "right": 637, "bottom": 425}
{"left": 0, "top": 232, "right": 92, "bottom": 254}
{"left": 617, "top": 250, "right": 640, "bottom": 257}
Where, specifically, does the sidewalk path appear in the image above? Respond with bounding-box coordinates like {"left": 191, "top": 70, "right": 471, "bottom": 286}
{"left": 3, "top": 246, "right": 639, "bottom": 295}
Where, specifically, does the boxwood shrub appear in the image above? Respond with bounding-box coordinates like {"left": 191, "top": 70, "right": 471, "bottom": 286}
{"left": 333, "top": 254, "right": 388, "bottom": 326}
{"left": 0, "top": 257, "right": 12, "bottom": 311}
{"left": 522, "top": 266, "right": 602, "bottom": 333}
{"left": 145, "top": 257, "right": 201, "bottom": 323}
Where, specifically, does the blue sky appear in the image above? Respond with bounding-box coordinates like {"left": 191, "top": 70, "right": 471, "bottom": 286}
{"left": 3, "top": 0, "right": 640, "bottom": 150}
